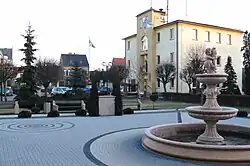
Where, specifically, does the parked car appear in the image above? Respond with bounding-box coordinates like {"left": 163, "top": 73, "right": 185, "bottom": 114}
{"left": 1, "top": 87, "right": 14, "bottom": 96}
{"left": 51, "top": 87, "right": 71, "bottom": 95}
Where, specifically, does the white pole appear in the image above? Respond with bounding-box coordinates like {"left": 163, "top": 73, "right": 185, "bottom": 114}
{"left": 185, "top": 0, "right": 188, "bottom": 17}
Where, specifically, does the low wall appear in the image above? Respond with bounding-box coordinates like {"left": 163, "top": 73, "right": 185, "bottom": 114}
{"left": 161, "top": 92, "right": 250, "bottom": 107}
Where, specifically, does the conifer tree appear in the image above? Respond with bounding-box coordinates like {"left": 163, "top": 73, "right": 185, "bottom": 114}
{"left": 18, "top": 23, "right": 38, "bottom": 100}
{"left": 222, "top": 56, "right": 241, "bottom": 94}
{"left": 69, "top": 62, "right": 87, "bottom": 90}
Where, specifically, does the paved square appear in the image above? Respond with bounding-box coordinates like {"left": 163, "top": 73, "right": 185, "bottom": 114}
{"left": 0, "top": 111, "right": 249, "bottom": 166}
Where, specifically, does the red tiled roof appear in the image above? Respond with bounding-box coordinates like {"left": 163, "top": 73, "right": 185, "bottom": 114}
{"left": 112, "top": 58, "right": 125, "bottom": 65}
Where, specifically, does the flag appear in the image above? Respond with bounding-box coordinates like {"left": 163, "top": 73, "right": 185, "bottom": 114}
{"left": 89, "top": 39, "right": 95, "bottom": 48}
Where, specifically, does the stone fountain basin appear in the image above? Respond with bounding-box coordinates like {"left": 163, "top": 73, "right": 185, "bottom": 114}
{"left": 186, "top": 106, "right": 238, "bottom": 121}
{"left": 142, "top": 123, "right": 250, "bottom": 163}
{"left": 196, "top": 73, "right": 227, "bottom": 84}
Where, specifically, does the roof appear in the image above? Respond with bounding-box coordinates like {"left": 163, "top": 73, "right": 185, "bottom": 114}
{"left": 136, "top": 8, "right": 165, "bottom": 17}
{"left": 0, "top": 48, "right": 12, "bottom": 60}
{"left": 154, "top": 20, "right": 244, "bottom": 33}
{"left": 123, "top": 19, "right": 244, "bottom": 40}
{"left": 60, "top": 53, "right": 89, "bottom": 67}
{"left": 112, "top": 58, "right": 125, "bottom": 66}
{"left": 122, "top": 34, "right": 137, "bottom": 40}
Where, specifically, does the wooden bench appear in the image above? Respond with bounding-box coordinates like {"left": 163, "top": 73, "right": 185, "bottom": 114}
{"left": 55, "top": 100, "right": 83, "bottom": 112}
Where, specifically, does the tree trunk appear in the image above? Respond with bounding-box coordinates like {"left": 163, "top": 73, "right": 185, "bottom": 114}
{"left": 188, "top": 84, "right": 192, "bottom": 93}
{"left": 44, "top": 87, "right": 48, "bottom": 102}
{"left": 0, "top": 82, "right": 2, "bottom": 102}
{"left": 4, "top": 81, "right": 7, "bottom": 102}
{"left": 163, "top": 83, "right": 167, "bottom": 92}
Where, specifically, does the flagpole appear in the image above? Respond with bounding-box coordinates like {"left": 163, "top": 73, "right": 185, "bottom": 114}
{"left": 150, "top": 0, "right": 152, "bottom": 9}
{"left": 88, "top": 36, "right": 91, "bottom": 70}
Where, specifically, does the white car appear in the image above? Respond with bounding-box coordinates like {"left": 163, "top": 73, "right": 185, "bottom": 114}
{"left": 51, "top": 87, "right": 71, "bottom": 95}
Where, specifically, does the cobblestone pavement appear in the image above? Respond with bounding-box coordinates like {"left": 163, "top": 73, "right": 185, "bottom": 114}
{"left": 0, "top": 111, "right": 249, "bottom": 166}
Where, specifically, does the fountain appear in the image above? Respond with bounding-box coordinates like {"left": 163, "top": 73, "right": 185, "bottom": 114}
{"left": 142, "top": 47, "right": 250, "bottom": 163}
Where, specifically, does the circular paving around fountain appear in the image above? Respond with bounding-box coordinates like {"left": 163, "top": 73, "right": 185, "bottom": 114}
{"left": 0, "top": 121, "right": 74, "bottom": 133}
{"left": 85, "top": 127, "right": 219, "bottom": 166}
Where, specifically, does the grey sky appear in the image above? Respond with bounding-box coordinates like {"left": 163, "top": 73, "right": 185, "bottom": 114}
{"left": 0, "top": 0, "right": 248, "bottom": 70}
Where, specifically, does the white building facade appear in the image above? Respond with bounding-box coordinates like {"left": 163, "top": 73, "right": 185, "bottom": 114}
{"left": 124, "top": 9, "right": 244, "bottom": 94}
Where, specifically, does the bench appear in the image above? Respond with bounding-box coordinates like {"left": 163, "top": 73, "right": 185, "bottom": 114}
{"left": 122, "top": 99, "right": 142, "bottom": 110}
{"left": 55, "top": 100, "right": 83, "bottom": 112}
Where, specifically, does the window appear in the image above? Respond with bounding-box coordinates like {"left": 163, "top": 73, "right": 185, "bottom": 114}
{"left": 170, "top": 52, "right": 174, "bottom": 63}
{"left": 141, "top": 36, "right": 148, "bottom": 51}
{"left": 128, "top": 60, "right": 131, "bottom": 68}
{"left": 157, "top": 55, "right": 160, "bottom": 64}
{"left": 193, "top": 29, "right": 198, "bottom": 40}
{"left": 145, "top": 60, "right": 148, "bottom": 72}
{"left": 170, "top": 78, "right": 175, "bottom": 88}
{"left": 140, "top": 18, "right": 143, "bottom": 29}
{"left": 157, "top": 78, "right": 161, "bottom": 87}
{"left": 227, "top": 34, "right": 232, "bottom": 45}
{"left": 69, "top": 60, "right": 73, "bottom": 65}
{"left": 217, "top": 56, "right": 221, "bottom": 66}
{"left": 205, "top": 31, "right": 210, "bottom": 42}
{"left": 192, "top": 78, "right": 197, "bottom": 87}
{"left": 127, "top": 41, "right": 130, "bottom": 50}
{"left": 148, "top": 73, "right": 151, "bottom": 81}
{"left": 157, "top": 32, "right": 160, "bottom": 42}
{"left": 80, "top": 60, "right": 82, "bottom": 64}
{"left": 217, "top": 33, "right": 221, "bottom": 43}
{"left": 170, "top": 28, "right": 174, "bottom": 40}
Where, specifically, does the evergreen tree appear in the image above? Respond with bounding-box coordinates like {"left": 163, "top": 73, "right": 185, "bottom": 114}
{"left": 69, "top": 62, "right": 87, "bottom": 91}
{"left": 222, "top": 56, "right": 241, "bottom": 94}
{"left": 18, "top": 23, "right": 38, "bottom": 100}
{"left": 241, "top": 31, "right": 250, "bottom": 95}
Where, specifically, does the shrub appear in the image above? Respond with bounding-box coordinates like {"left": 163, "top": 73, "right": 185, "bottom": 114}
{"left": 47, "top": 110, "right": 60, "bottom": 117}
{"left": 237, "top": 111, "right": 248, "bottom": 118}
{"left": 123, "top": 108, "right": 134, "bottom": 114}
{"left": 75, "top": 109, "right": 87, "bottom": 116}
{"left": 150, "top": 93, "right": 159, "bottom": 109}
{"left": 150, "top": 93, "right": 158, "bottom": 102}
{"left": 31, "top": 106, "right": 40, "bottom": 114}
{"left": 18, "top": 110, "right": 32, "bottom": 118}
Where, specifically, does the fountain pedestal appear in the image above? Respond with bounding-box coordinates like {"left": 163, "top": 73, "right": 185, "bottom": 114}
{"left": 196, "top": 120, "right": 224, "bottom": 145}
{"left": 187, "top": 73, "right": 237, "bottom": 145}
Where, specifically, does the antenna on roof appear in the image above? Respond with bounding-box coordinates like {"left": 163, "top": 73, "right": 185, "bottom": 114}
{"left": 165, "top": 0, "right": 169, "bottom": 23}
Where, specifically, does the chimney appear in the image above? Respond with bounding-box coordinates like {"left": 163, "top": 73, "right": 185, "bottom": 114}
{"left": 159, "top": 8, "right": 163, "bottom": 12}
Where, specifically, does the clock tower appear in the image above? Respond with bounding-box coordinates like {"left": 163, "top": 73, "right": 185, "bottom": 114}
{"left": 136, "top": 8, "right": 165, "bottom": 94}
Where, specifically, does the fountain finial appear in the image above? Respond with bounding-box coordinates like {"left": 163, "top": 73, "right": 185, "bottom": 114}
{"left": 204, "top": 47, "right": 217, "bottom": 73}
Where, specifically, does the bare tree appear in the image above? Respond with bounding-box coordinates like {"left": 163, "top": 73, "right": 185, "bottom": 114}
{"left": 156, "top": 63, "right": 176, "bottom": 92}
{"left": 180, "top": 66, "right": 193, "bottom": 93}
{"left": 0, "top": 61, "right": 18, "bottom": 101}
{"left": 36, "top": 58, "right": 63, "bottom": 100}
{"left": 128, "top": 56, "right": 147, "bottom": 98}
{"left": 184, "top": 44, "right": 206, "bottom": 92}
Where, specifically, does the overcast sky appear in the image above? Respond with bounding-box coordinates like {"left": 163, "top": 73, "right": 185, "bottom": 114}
{"left": 0, "top": 0, "right": 249, "bottom": 70}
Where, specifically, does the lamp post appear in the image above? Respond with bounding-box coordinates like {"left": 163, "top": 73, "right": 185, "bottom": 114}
{"left": 102, "top": 62, "right": 112, "bottom": 93}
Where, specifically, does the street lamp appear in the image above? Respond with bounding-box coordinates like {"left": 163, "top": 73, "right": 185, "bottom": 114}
{"left": 101, "top": 62, "right": 112, "bottom": 94}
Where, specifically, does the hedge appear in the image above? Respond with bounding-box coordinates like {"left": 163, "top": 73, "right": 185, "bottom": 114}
{"left": 161, "top": 92, "right": 250, "bottom": 107}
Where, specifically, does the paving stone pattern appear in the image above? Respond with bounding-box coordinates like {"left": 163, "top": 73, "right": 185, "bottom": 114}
{"left": 0, "top": 111, "right": 249, "bottom": 166}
